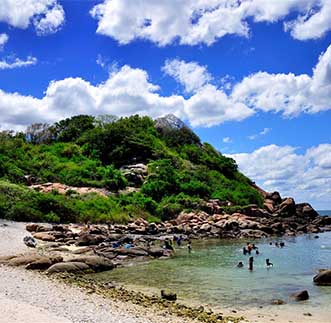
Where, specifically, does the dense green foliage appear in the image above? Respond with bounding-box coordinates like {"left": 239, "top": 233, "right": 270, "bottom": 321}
{"left": 0, "top": 115, "right": 262, "bottom": 223}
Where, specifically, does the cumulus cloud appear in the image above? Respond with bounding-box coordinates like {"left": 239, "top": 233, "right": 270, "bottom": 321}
{"left": 1, "top": 43, "right": 331, "bottom": 129}
{"left": 0, "top": 56, "right": 37, "bottom": 70}
{"left": 223, "top": 137, "right": 232, "bottom": 143}
{"left": 232, "top": 43, "right": 331, "bottom": 116}
{"left": 163, "top": 59, "right": 212, "bottom": 93}
{"left": 0, "top": 0, "right": 65, "bottom": 35}
{"left": 90, "top": 0, "right": 331, "bottom": 46}
{"left": 0, "top": 65, "right": 184, "bottom": 130}
{"left": 228, "top": 144, "right": 331, "bottom": 209}
{"left": 0, "top": 33, "right": 9, "bottom": 51}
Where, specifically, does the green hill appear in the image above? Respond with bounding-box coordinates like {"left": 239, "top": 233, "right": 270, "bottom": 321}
{"left": 0, "top": 114, "right": 262, "bottom": 223}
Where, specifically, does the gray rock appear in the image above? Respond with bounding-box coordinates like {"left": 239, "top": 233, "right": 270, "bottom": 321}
{"left": 161, "top": 290, "right": 177, "bottom": 301}
{"left": 23, "top": 236, "right": 37, "bottom": 248}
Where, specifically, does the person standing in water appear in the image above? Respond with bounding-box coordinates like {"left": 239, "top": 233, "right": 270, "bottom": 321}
{"left": 248, "top": 256, "right": 254, "bottom": 270}
{"left": 187, "top": 240, "right": 192, "bottom": 253}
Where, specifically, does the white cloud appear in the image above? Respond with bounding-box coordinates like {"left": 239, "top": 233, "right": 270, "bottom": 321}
{"left": 163, "top": 59, "right": 212, "bottom": 93}
{"left": 232, "top": 43, "right": 331, "bottom": 116}
{"left": 0, "top": 65, "right": 184, "bottom": 130}
{"left": 0, "top": 33, "right": 9, "bottom": 51}
{"left": 0, "top": 43, "right": 330, "bottom": 129}
{"left": 228, "top": 144, "right": 331, "bottom": 209}
{"left": 223, "top": 137, "right": 232, "bottom": 143}
{"left": 284, "top": 0, "right": 331, "bottom": 40}
{"left": 90, "top": 0, "right": 331, "bottom": 46}
{"left": 0, "top": 56, "right": 37, "bottom": 70}
{"left": 0, "top": 0, "right": 65, "bottom": 35}
{"left": 248, "top": 127, "right": 271, "bottom": 140}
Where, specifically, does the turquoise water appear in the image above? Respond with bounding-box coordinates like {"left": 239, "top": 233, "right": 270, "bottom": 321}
{"left": 92, "top": 233, "right": 331, "bottom": 310}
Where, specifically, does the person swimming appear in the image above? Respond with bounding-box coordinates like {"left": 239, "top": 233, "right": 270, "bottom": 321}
{"left": 266, "top": 258, "right": 273, "bottom": 267}
{"left": 237, "top": 261, "right": 244, "bottom": 268}
{"left": 280, "top": 242, "right": 285, "bottom": 248}
{"left": 256, "top": 249, "right": 260, "bottom": 255}
{"left": 247, "top": 242, "right": 253, "bottom": 254}
{"left": 243, "top": 247, "right": 248, "bottom": 255}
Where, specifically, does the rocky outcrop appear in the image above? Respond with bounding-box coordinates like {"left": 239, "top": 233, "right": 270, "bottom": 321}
{"left": 313, "top": 269, "right": 331, "bottom": 286}
{"left": 29, "top": 182, "right": 110, "bottom": 197}
{"left": 120, "top": 164, "right": 148, "bottom": 187}
{"left": 161, "top": 290, "right": 177, "bottom": 301}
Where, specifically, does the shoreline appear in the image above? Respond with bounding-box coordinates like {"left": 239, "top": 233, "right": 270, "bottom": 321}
{"left": 1, "top": 220, "right": 330, "bottom": 323}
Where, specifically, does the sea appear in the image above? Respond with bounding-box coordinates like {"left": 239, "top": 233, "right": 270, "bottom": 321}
{"left": 90, "top": 210, "right": 331, "bottom": 313}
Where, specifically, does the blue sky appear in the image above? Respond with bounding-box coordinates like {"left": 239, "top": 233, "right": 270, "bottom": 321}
{"left": 0, "top": 0, "right": 330, "bottom": 208}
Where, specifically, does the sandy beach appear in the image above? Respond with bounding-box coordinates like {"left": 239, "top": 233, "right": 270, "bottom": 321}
{"left": 0, "top": 220, "right": 196, "bottom": 323}
{"left": 0, "top": 220, "right": 330, "bottom": 323}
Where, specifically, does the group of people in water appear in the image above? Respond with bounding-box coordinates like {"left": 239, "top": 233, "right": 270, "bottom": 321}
{"left": 237, "top": 241, "right": 283, "bottom": 270}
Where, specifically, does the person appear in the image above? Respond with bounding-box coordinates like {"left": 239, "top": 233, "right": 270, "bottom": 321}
{"left": 187, "top": 240, "right": 192, "bottom": 253}
{"left": 280, "top": 242, "right": 285, "bottom": 248}
{"left": 243, "top": 247, "right": 248, "bottom": 255}
{"left": 164, "top": 238, "right": 174, "bottom": 251}
{"left": 248, "top": 256, "right": 254, "bottom": 270}
{"left": 266, "top": 258, "right": 273, "bottom": 267}
{"left": 237, "top": 261, "right": 244, "bottom": 268}
{"left": 176, "top": 235, "right": 183, "bottom": 247}
{"left": 252, "top": 244, "right": 257, "bottom": 250}
{"left": 275, "top": 242, "right": 279, "bottom": 247}
{"left": 256, "top": 249, "right": 260, "bottom": 255}
{"left": 247, "top": 242, "right": 253, "bottom": 254}
{"left": 269, "top": 242, "right": 273, "bottom": 245}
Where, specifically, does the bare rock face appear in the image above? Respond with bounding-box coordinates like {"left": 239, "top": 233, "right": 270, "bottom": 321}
{"left": 76, "top": 233, "right": 107, "bottom": 246}
{"left": 120, "top": 164, "right": 148, "bottom": 187}
{"left": 155, "top": 114, "right": 186, "bottom": 130}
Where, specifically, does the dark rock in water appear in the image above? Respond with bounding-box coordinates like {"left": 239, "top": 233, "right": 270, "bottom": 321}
{"left": 66, "top": 256, "right": 115, "bottom": 272}
{"left": 271, "top": 299, "right": 286, "bottom": 305}
{"left": 290, "top": 290, "right": 309, "bottom": 301}
{"left": 313, "top": 269, "right": 331, "bottom": 286}
{"left": 161, "top": 290, "right": 177, "bottom": 301}
{"left": 23, "top": 236, "right": 37, "bottom": 248}
{"left": 76, "top": 233, "right": 106, "bottom": 246}
{"left": 47, "top": 262, "right": 90, "bottom": 274}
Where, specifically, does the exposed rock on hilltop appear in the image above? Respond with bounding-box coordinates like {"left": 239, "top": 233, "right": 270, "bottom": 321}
{"left": 155, "top": 114, "right": 187, "bottom": 130}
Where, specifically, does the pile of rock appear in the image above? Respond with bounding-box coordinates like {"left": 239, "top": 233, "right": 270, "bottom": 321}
{"left": 29, "top": 183, "right": 110, "bottom": 197}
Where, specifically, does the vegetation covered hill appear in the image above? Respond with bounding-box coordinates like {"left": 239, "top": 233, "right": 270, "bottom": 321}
{"left": 0, "top": 114, "right": 262, "bottom": 223}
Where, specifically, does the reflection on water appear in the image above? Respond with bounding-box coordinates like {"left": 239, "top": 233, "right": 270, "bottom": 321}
{"left": 91, "top": 232, "right": 331, "bottom": 310}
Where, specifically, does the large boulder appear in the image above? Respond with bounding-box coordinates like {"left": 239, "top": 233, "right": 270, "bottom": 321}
{"left": 161, "top": 290, "right": 177, "bottom": 301}
{"left": 47, "top": 262, "right": 90, "bottom": 274}
{"left": 277, "top": 198, "right": 296, "bottom": 217}
{"left": 266, "top": 192, "right": 282, "bottom": 205}
{"left": 26, "top": 223, "right": 52, "bottom": 233}
{"left": 33, "top": 232, "right": 56, "bottom": 242}
{"left": 296, "top": 203, "right": 318, "bottom": 219}
{"left": 76, "top": 233, "right": 106, "bottom": 246}
{"left": 7, "top": 255, "right": 46, "bottom": 267}
{"left": 290, "top": 290, "right": 309, "bottom": 301}
{"left": 313, "top": 269, "right": 331, "bottom": 286}
{"left": 66, "top": 256, "right": 115, "bottom": 272}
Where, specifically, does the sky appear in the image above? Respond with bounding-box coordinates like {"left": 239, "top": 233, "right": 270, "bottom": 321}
{"left": 0, "top": 0, "right": 330, "bottom": 209}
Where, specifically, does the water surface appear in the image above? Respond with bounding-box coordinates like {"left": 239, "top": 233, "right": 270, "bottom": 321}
{"left": 92, "top": 233, "right": 331, "bottom": 311}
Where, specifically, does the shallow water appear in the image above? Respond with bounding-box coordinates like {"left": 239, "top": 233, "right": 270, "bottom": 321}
{"left": 92, "top": 232, "right": 331, "bottom": 311}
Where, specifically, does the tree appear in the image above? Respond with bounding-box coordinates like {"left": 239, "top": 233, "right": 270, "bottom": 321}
{"left": 54, "top": 115, "right": 95, "bottom": 142}
{"left": 25, "top": 123, "right": 53, "bottom": 144}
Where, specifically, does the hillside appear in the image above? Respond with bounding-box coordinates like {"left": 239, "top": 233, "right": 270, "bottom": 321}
{"left": 0, "top": 114, "right": 263, "bottom": 224}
